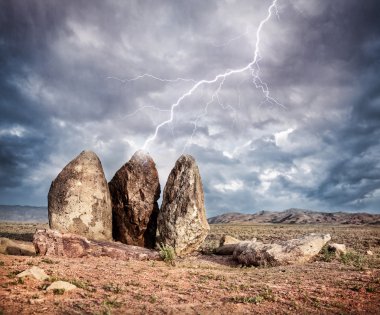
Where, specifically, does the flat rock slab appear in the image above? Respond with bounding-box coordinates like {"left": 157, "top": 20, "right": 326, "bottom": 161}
{"left": 233, "top": 233, "right": 331, "bottom": 267}
{"left": 33, "top": 229, "right": 160, "bottom": 261}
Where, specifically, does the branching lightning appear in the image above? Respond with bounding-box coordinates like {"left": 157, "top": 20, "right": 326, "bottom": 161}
{"left": 107, "top": 74, "right": 196, "bottom": 84}
{"left": 113, "top": 0, "right": 283, "bottom": 152}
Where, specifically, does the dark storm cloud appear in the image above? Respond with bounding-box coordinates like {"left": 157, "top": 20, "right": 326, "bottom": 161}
{"left": 0, "top": 0, "right": 379, "bottom": 213}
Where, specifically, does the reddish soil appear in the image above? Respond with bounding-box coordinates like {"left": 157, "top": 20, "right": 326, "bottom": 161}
{"left": 0, "top": 253, "right": 379, "bottom": 314}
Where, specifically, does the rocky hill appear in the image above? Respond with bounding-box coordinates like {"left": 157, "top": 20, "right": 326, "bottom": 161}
{"left": 208, "top": 208, "right": 380, "bottom": 225}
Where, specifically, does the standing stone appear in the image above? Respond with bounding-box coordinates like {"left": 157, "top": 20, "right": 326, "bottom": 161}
{"left": 108, "top": 150, "right": 160, "bottom": 248}
{"left": 48, "top": 150, "right": 112, "bottom": 241}
{"left": 157, "top": 155, "right": 209, "bottom": 257}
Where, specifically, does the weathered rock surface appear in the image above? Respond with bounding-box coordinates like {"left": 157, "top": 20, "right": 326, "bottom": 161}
{"left": 47, "top": 281, "right": 77, "bottom": 292}
{"left": 48, "top": 150, "right": 112, "bottom": 241}
{"left": 157, "top": 155, "right": 209, "bottom": 257}
{"left": 0, "top": 237, "right": 36, "bottom": 256}
{"left": 109, "top": 151, "right": 160, "bottom": 248}
{"left": 233, "top": 233, "right": 331, "bottom": 267}
{"left": 33, "top": 229, "right": 160, "bottom": 261}
{"left": 17, "top": 266, "right": 49, "bottom": 281}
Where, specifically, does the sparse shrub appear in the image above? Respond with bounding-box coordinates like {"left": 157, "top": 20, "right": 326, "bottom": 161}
{"left": 104, "top": 298, "right": 122, "bottom": 308}
{"left": 103, "top": 283, "right": 123, "bottom": 293}
{"left": 229, "top": 287, "right": 275, "bottom": 304}
{"left": 340, "top": 251, "right": 365, "bottom": 269}
{"left": 41, "top": 258, "right": 55, "bottom": 264}
{"left": 125, "top": 280, "right": 140, "bottom": 287}
{"left": 7, "top": 271, "right": 22, "bottom": 279}
{"left": 0, "top": 261, "right": 4, "bottom": 266}
{"left": 229, "top": 295, "right": 264, "bottom": 304}
{"left": 53, "top": 288, "right": 65, "bottom": 295}
{"left": 158, "top": 243, "right": 176, "bottom": 264}
{"left": 319, "top": 245, "right": 336, "bottom": 262}
{"left": 366, "top": 286, "right": 375, "bottom": 293}
{"left": 70, "top": 279, "right": 92, "bottom": 291}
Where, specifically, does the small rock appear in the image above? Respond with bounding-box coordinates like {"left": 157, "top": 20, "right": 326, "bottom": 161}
{"left": 328, "top": 243, "right": 347, "bottom": 255}
{"left": 219, "top": 235, "right": 241, "bottom": 246}
{"left": 17, "top": 266, "right": 49, "bottom": 281}
{"left": 367, "top": 250, "right": 374, "bottom": 256}
{"left": 47, "top": 281, "right": 77, "bottom": 292}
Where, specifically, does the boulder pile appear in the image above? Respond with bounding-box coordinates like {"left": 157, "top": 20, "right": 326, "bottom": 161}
{"left": 45, "top": 150, "right": 209, "bottom": 257}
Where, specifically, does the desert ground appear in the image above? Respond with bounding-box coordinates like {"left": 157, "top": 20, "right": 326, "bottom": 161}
{"left": 0, "top": 222, "right": 379, "bottom": 314}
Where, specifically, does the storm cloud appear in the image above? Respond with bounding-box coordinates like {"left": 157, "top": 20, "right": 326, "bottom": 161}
{"left": 1, "top": 0, "right": 379, "bottom": 216}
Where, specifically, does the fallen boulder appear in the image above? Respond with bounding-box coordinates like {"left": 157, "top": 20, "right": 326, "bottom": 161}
{"left": 157, "top": 155, "right": 209, "bottom": 257}
{"left": 48, "top": 150, "right": 112, "bottom": 241}
{"left": 33, "top": 229, "right": 159, "bottom": 261}
{"left": 233, "top": 233, "right": 331, "bottom": 267}
{"left": 109, "top": 150, "right": 160, "bottom": 248}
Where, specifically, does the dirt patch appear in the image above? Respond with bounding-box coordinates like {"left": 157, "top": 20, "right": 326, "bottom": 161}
{"left": 0, "top": 222, "right": 379, "bottom": 314}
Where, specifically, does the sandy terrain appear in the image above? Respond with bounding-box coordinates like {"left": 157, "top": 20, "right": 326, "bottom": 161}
{"left": 0, "top": 222, "right": 379, "bottom": 314}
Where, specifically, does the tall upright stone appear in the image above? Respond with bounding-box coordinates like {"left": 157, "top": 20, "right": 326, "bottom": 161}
{"left": 157, "top": 155, "right": 209, "bottom": 256}
{"left": 109, "top": 151, "right": 160, "bottom": 248}
{"left": 48, "top": 150, "right": 112, "bottom": 241}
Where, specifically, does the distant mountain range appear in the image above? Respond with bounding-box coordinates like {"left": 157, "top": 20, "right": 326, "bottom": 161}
{"left": 208, "top": 208, "right": 380, "bottom": 225}
{"left": 0, "top": 205, "right": 48, "bottom": 222}
{"left": 1, "top": 205, "right": 379, "bottom": 225}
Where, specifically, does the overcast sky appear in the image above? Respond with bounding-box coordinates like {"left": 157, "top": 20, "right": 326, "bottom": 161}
{"left": 1, "top": 0, "right": 380, "bottom": 216}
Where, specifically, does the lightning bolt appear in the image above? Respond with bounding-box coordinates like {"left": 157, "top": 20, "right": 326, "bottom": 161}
{"left": 107, "top": 74, "right": 196, "bottom": 84}
{"left": 112, "top": 0, "right": 283, "bottom": 152}
{"left": 141, "top": 0, "right": 282, "bottom": 150}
